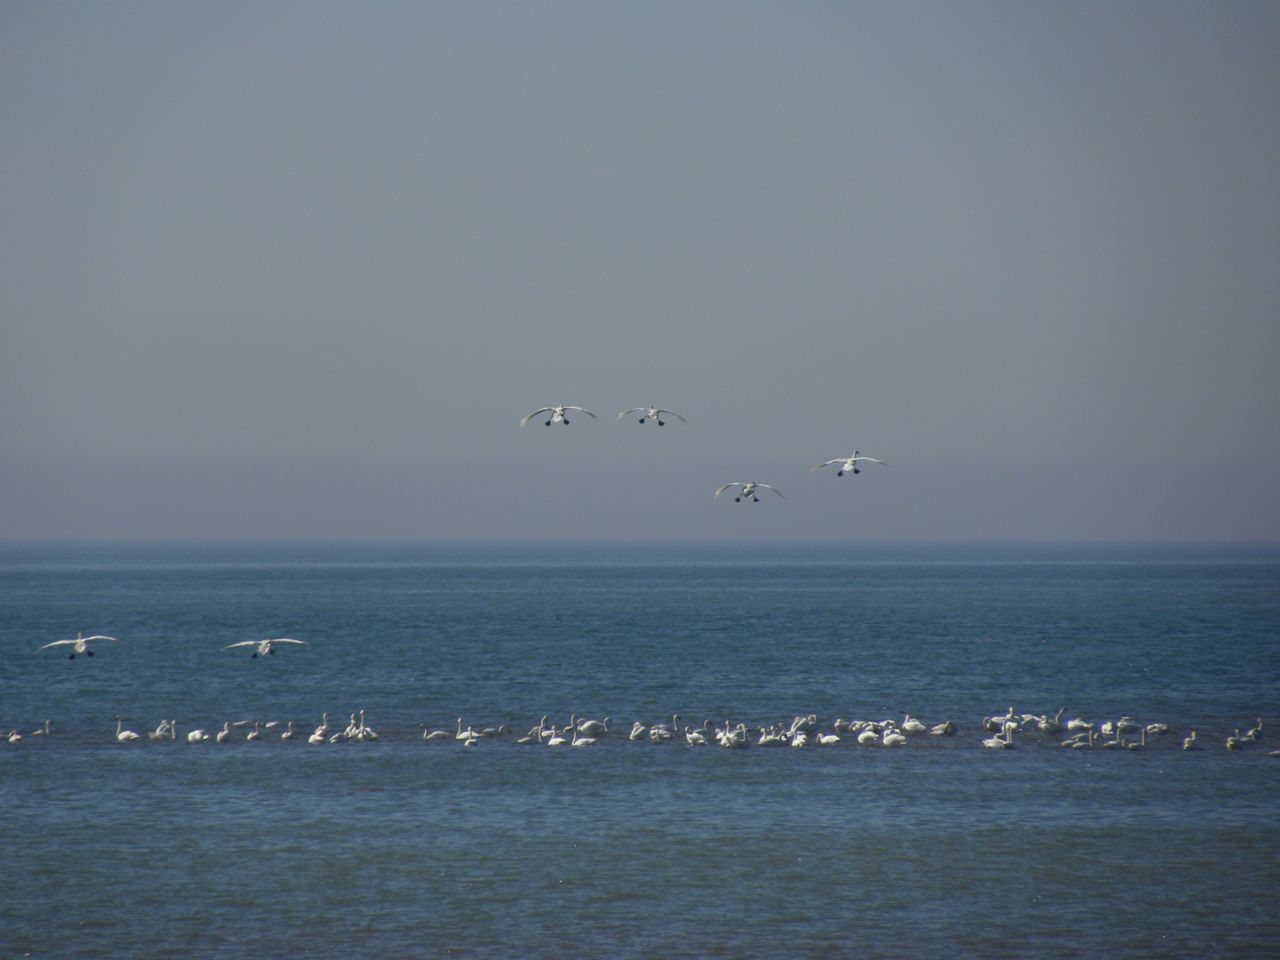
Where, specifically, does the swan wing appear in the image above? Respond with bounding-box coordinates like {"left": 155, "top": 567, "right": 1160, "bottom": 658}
{"left": 758, "top": 484, "right": 785, "bottom": 498}
{"left": 80, "top": 635, "right": 120, "bottom": 642}
{"left": 38, "top": 639, "right": 76, "bottom": 649}
{"left": 617, "top": 407, "right": 645, "bottom": 420}
{"left": 520, "top": 407, "right": 554, "bottom": 427}
{"left": 656, "top": 409, "right": 687, "bottom": 423}
{"left": 714, "top": 483, "right": 742, "bottom": 498}
{"left": 851, "top": 456, "right": 886, "bottom": 465}
{"left": 223, "top": 640, "right": 257, "bottom": 649}
{"left": 564, "top": 406, "right": 597, "bottom": 419}
{"left": 811, "top": 459, "right": 842, "bottom": 471}
{"left": 270, "top": 638, "right": 307, "bottom": 645}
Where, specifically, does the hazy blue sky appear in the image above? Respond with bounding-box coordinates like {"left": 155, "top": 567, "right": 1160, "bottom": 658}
{"left": 3, "top": 2, "right": 1278, "bottom": 542}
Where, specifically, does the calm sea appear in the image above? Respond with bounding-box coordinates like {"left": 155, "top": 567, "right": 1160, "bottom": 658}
{"left": 2, "top": 541, "right": 1278, "bottom": 959}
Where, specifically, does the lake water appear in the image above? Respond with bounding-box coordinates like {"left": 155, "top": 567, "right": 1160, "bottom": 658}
{"left": 2, "top": 541, "right": 1278, "bottom": 958}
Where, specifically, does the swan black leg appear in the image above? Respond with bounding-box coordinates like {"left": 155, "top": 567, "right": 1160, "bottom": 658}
{"left": 853, "top": 468, "right": 860, "bottom": 475}
{"left": 564, "top": 419, "right": 569, "bottom": 424}
{"left": 268, "top": 649, "right": 275, "bottom": 655}
{"left": 251, "top": 652, "right": 257, "bottom": 658}
{"left": 658, "top": 420, "right": 665, "bottom": 426}
{"left": 837, "top": 470, "right": 844, "bottom": 477}
{"left": 545, "top": 421, "right": 551, "bottom": 426}
{"left": 735, "top": 497, "right": 741, "bottom": 502}
{"left": 69, "top": 653, "right": 76, "bottom": 660}
{"left": 87, "top": 650, "right": 94, "bottom": 656}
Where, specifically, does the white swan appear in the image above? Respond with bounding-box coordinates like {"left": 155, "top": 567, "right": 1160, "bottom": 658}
{"left": 882, "top": 726, "right": 907, "bottom": 748}
{"left": 1182, "top": 730, "right": 1198, "bottom": 750}
{"left": 39, "top": 633, "right": 120, "bottom": 659}
{"left": 811, "top": 450, "right": 885, "bottom": 477}
{"left": 901, "top": 714, "right": 927, "bottom": 736}
{"left": 571, "top": 728, "right": 596, "bottom": 747}
{"left": 280, "top": 721, "right": 296, "bottom": 741}
{"left": 115, "top": 717, "right": 140, "bottom": 743}
{"left": 617, "top": 406, "right": 687, "bottom": 426}
{"left": 31, "top": 720, "right": 52, "bottom": 737}
{"left": 245, "top": 721, "right": 263, "bottom": 742}
{"left": 929, "top": 720, "right": 957, "bottom": 736}
{"left": 148, "top": 719, "right": 173, "bottom": 741}
{"left": 714, "top": 482, "right": 784, "bottom": 503}
{"left": 521, "top": 404, "right": 596, "bottom": 427}
{"left": 857, "top": 727, "right": 879, "bottom": 746}
{"left": 6, "top": 729, "right": 21, "bottom": 744}
{"left": 216, "top": 721, "right": 232, "bottom": 743}
{"left": 187, "top": 728, "right": 210, "bottom": 743}
{"left": 982, "top": 723, "right": 1014, "bottom": 749}
{"left": 577, "top": 716, "right": 610, "bottom": 738}
{"left": 223, "top": 638, "right": 307, "bottom": 659}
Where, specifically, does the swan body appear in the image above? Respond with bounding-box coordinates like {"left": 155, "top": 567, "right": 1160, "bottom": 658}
{"left": 187, "top": 728, "right": 209, "bottom": 743}
{"left": 929, "top": 720, "right": 957, "bottom": 736}
{"left": 1182, "top": 730, "right": 1198, "bottom": 750}
{"left": 982, "top": 724, "right": 1014, "bottom": 749}
{"left": 32, "top": 720, "right": 52, "bottom": 737}
{"left": 576, "top": 716, "right": 609, "bottom": 738}
{"left": 280, "top": 721, "right": 296, "bottom": 740}
{"left": 617, "top": 406, "right": 686, "bottom": 426}
{"left": 857, "top": 728, "right": 879, "bottom": 746}
{"left": 39, "top": 633, "right": 120, "bottom": 659}
{"left": 115, "top": 717, "right": 140, "bottom": 743}
{"left": 223, "top": 638, "right": 307, "bottom": 659}
{"left": 811, "top": 450, "right": 885, "bottom": 477}
{"left": 714, "top": 481, "right": 784, "bottom": 503}
{"left": 521, "top": 404, "right": 596, "bottom": 427}
{"left": 901, "top": 714, "right": 927, "bottom": 736}
{"left": 7, "top": 729, "right": 21, "bottom": 744}
{"left": 882, "top": 727, "right": 907, "bottom": 748}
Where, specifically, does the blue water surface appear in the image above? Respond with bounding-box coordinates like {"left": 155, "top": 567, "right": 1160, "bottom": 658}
{"left": 2, "top": 541, "right": 1278, "bottom": 959}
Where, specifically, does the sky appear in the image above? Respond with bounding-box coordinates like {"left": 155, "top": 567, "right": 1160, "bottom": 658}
{"left": 3, "top": 2, "right": 1278, "bottom": 543}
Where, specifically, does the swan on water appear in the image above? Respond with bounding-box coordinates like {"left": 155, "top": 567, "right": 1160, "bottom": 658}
{"left": 223, "top": 638, "right": 307, "bottom": 659}
{"left": 187, "top": 728, "right": 210, "bottom": 743}
{"left": 576, "top": 716, "right": 610, "bottom": 738}
{"left": 280, "top": 721, "right": 296, "bottom": 740}
{"left": 617, "top": 406, "right": 687, "bottom": 426}
{"left": 39, "top": 633, "right": 120, "bottom": 659}
{"left": 521, "top": 405, "right": 596, "bottom": 427}
{"left": 901, "top": 714, "right": 927, "bottom": 736}
{"left": 715, "top": 482, "right": 784, "bottom": 503}
{"left": 929, "top": 720, "right": 957, "bottom": 736}
{"left": 115, "top": 717, "right": 140, "bottom": 743}
{"left": 811, "top": 450, "right": 885, "bottom": 477}
{"left": 216, "top": 722, "right": 233, "bottom": 743}
{"left": 31, "top": 720, "right": 52, "bottom": 737}
{"left": 6, "top": 730, "right": 21, "bottom": 744}
{"left": 1182, "top": 730, "right": 1198, "bottom": 750}
{"left": 882, "top": 726, "right": 907, "bottom": 748}
{"left": 982, "top": 723, "right": 1014, "bottom": 749}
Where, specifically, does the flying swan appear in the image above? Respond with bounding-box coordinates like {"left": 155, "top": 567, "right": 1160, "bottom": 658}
{"left": 38, "top": 633, "right": 120, "bottom": 659}
{"left": 811, "top": 450, "right": 885, "bottom": 477}
{"left": 715, "top": 482, "right": 784, "bottom": 503}
{"left": 521, "top": 405, "right": 596, "bottom": 427}
{"left": 223, "top": 638, "right": 308, "bottom": 659}
{"left": 617, "top": 406, "right": 687, "bottom": 426}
